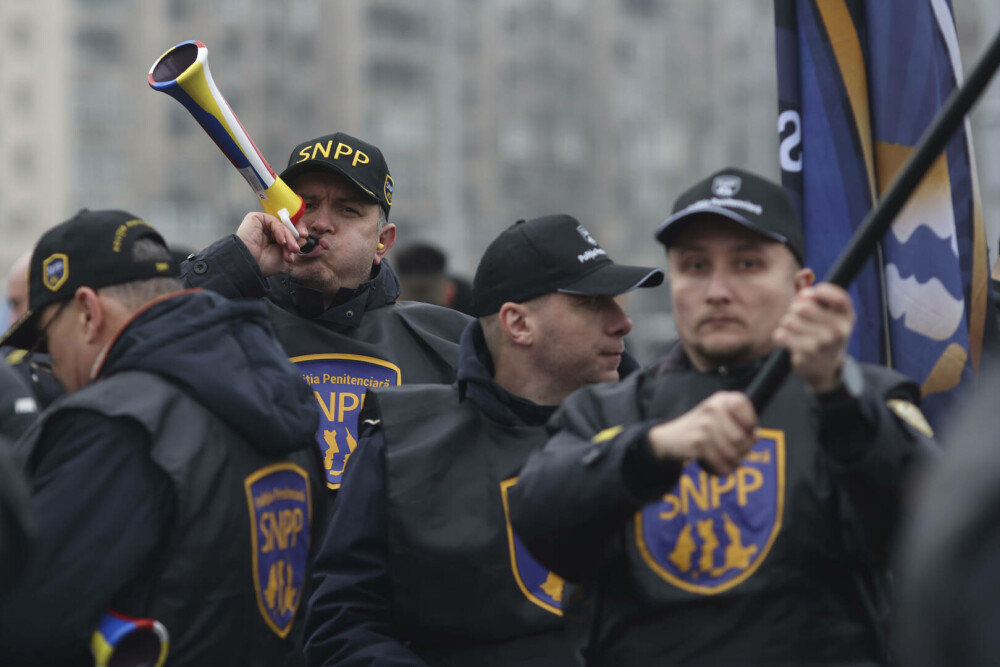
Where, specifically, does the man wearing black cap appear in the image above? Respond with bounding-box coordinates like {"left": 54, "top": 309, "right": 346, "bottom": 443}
{"left": 4, "top": 249, "right": 64, "bottom": 409}
{"left": 303, "top": 214, "right": 663, "bottom": 665}
{"left": 0, "top": 209, "right": 327, "bottom": 665}
{"left": 183, "top": 132, "right": 470, "bottom": 492}
{"left": 508, "top": 169, "right": 936, "bottom": 666}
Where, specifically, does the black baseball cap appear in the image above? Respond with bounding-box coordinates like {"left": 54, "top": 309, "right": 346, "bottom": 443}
{"left": 473, "top": 214, "right": 664, "bottom": 316}
{"left": 280, "top": 132, "right": 394, "bottom": 220}
{"left": 0, "top": 209, "right": 177, "bottom": 350}
{"left": 655, "top": 167, "right": 805, "bottom": 264}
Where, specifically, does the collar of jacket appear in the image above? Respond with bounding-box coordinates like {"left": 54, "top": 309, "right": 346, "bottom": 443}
{"left": 267, "top": 261, "right": 402, "bottom": 329}
{"left": 456, "top": 320, "right": 556, "bottom": 428}
{"left": 652, "top": 342, "right": 766, "bottom": 386}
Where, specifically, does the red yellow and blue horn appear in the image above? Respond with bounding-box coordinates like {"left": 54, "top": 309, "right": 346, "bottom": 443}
{"left": 91, "top": 610, "right": 169, "bottom": 667}
{"left": 148, "top": 40, "right": 305, "bottom": 240}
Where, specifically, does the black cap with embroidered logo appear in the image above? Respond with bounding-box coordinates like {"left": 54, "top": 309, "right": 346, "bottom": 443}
{"left": 280, "top": 131, "right": 394, "bottom": 220}
{"left": 0, "top": 209, "right": 178, "bottom": 350}
{"left": 473, "top": 214, "right": 664, "bottom": 317}
{"left": 655, "top": 167, "right": 805, "bottom": 265}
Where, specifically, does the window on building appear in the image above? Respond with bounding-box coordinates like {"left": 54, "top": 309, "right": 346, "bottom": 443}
{"left": 6, "top": 18, "right": 31, "bottom": 49}
{"left": 73, "top": 145, "right": 126, "bottom": 199}
{"left": 367, "top": 59, "right": 426, "bottom": 91}
{"left": 167, "top": 106, "right": 191, "bottom": 138}
{"left": 11, "top": 143, "right": 36, "bottom": 181}
{"left": 9, "top": 81, "right": 33, "bottom": 117}
{"left": 75, "top": 27, "right": 122, "bottom": 60}
{"left": 366, "top": 5, "right": 427, "bottom": 40}
{"left": 168, "top": 0, "right": 193, "bottom": 22}
{"left": 73, "top": 80, "right": 124, "bottom": 130}
{"left": 621, "top": 0, "right": 658, "bottom": 18}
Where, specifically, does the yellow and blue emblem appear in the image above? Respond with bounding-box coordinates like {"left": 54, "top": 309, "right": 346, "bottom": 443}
{"left": 635, "top": 428, "right": 786, "bottom": 594}
{"left": 291, "top": 354, "right": 401, "bottom": 489}
{"left": 245, "top": 463, "right": 312, "bottom": 637}
{"left": 42, "top": 253, "right": 69, "bottom": 292}
{"left": 500, "top": 478, "right": 563, "bottom": 615}
{"left": 384, "top": 174, "right": 394, "bottom": 205}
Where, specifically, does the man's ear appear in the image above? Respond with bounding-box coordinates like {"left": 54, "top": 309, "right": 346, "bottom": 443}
{"left": 374, "top": 224, "right": 397, "bottom": 265}
{"left": 75, "top": 287, "right": 105, "bottom": 346}
{"left": 794, "top": 267, "right": 815, "bottom": 291}
{"left": 497, "top": 302, "right": 533, "bottom": 347}
{"left": 442, "top": 280, "right": 457, "bottom": 308}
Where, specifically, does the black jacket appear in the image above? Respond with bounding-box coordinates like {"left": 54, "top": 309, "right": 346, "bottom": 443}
{"left": 2, "top": 346, "right": 62, "bottom": 411}
{"left": 0, "top": 434, "right": 32, "bottom": 597}
{"left": 0, "top": 358, "right": 37, "bottom": 449}
{"left": 0, "top": 290, "right": 326, "bottom": 666}
{"left": 183, "top": 236, "right": 470, "bottom": 490}
{"left": 304, "top": 321, "right": 590, "bottom": 666}
{"left": 0, "top": 361, "right": 36, "bottom": 595}
{"left": 509, "top": 345, "right": 935, "bottom": 666}
{"left": 896, "top": 367, "right": 1000, "bottom": 667}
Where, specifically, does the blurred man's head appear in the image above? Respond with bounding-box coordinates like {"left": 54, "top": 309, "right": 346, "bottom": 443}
{"left": 656, "top": 168, "right": 813, "bottom": 371}
{"left": 5, "top": 250, "right": 31, "bottom": 328}
{"left": 395, "top": 243, "right": 452, "bottom": 306}
{"left": 280, "top": 132, "right": 396, "bottom": 296}
{"left": 0, "top": 209, "right": 181, "bottom": 391}
{"left": 474, "top": 214, "right": 663, "bottom": 404}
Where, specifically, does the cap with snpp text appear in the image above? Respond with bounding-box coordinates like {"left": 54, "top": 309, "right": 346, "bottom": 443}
{"left": 655, "top": 167, "right": 805, "bottom": 264}
{"left": 473, "top": 214, "right": 664, "bottom": 317}
{"left": 0, "top": 209, "right": 177, "bottom": 351}
{"left": 280, "top": 131, "right": 394, "bottom": 220}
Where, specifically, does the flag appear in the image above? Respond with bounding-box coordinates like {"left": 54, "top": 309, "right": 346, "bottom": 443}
{"left": 775, "top": 0, "right": 991, "bottom": 429}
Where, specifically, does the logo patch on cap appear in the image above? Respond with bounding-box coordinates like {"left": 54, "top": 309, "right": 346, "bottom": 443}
{"left": 712, "top": 175, "right": 742, "bottom": 197}
{"left": 384, "top": 174, "right": 393, "bottom": 205}
{"left": 576, "top": 224, "right": 598, "bottom": 246}
{"left": 42, "top": 254, "right": 69, "bottom": 292}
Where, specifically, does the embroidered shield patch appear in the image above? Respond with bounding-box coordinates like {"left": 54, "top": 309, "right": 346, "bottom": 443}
{"left": 42, "top": 253, "right": 69, "bottom": 292}
{"left": 245, "top": 463, "right": 312, "bottom": 637}
{"left": 500, "top": 477, "right": 564, "bottom": 615}
{"left": 635, "top": 428, "right": 785, "bottom": 594}
{"left": 291, "top": 354, "right": 402, "bottom": 489}
{"left": 384, "top": 174, "right": 394, "bottom": 205}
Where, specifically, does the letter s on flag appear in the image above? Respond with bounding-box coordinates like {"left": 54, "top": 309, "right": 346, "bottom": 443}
{"left": 778, "top": 109, "right": 802, "bottom": 173}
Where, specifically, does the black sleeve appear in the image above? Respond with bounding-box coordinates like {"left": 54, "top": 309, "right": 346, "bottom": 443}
{"left": 816, "top": 371, "right": 935, "bottom": 566}
{"left": 303, "top": 422, "right": 426, "bottom": 667}
{"left": 509, "top": 381, "right": 682, "bottom": 583}
{"left": 181, "top": 234, "right": 269, "bottom": 299}
{"left": 895, "top": 368, "right": 1000, "bottom": 667}
{"left": 0, "top": 361, "right": 38, "bottom": 448}
{"left": 0, "top": 411, "right": 174, "bottom": 663}
{"left": 0, "top": 442, "right": 32, "bottom": 596}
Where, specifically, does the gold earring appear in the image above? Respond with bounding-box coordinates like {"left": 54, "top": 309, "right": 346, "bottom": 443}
{"left": 377, "top": 243, "right": 385, "bottom": 250}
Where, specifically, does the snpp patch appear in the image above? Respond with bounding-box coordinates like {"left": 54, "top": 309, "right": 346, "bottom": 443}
{"left": 245, "top": 463, "right": 311, "bottom": 637}
{"left": 635, "top": 429, "right": 785, "bottom": 594}
{"left": 42, "top": 254, "right": 69, "bottom": 292}
{"left": 291, "top": 354, "right": 402, "bottom": 489}
{"left": 500, "top": 477, "right": 563, "bottom": 615}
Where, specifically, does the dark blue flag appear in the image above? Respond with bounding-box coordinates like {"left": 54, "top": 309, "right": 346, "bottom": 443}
{"left": 775, "top": 0, "right": 990, "bottom": 429}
